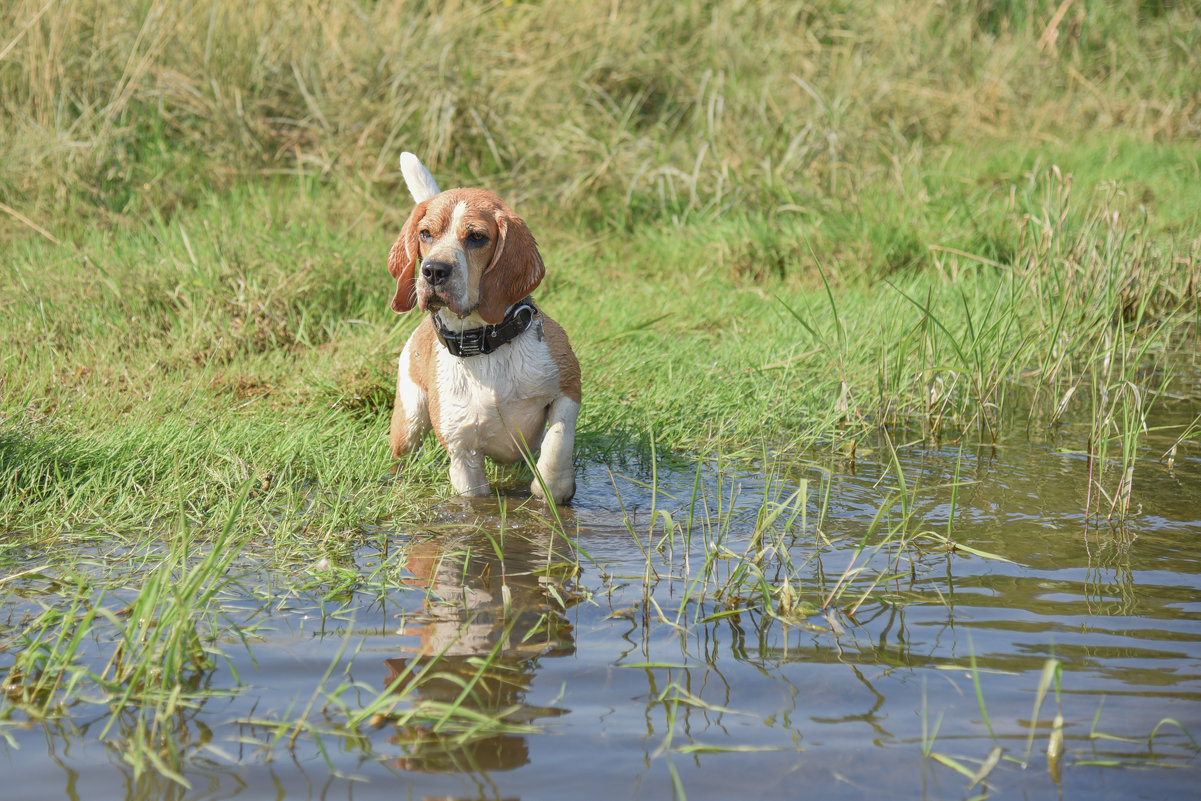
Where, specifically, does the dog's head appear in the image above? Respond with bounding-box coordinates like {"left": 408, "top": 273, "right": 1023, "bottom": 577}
{"left": 388, "top": 188, "right": 545, "bottom": 325}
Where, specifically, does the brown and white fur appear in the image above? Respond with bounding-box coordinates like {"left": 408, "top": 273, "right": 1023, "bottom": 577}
{"left": 386, "top": 153, "right": 580, "bottom": 503}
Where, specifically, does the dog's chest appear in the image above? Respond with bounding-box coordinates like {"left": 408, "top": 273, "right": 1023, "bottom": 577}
{"left": 433, "top": 323, "right": 560, "bottom": 459}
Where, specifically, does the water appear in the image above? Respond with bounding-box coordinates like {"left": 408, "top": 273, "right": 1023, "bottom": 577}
{"left": 2, "top": 415, "right": 1200, "bottom": 800}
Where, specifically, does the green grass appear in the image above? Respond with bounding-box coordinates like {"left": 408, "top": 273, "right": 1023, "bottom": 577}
{"left": 6, "top": 164, "right": 1187, "bottom": 539}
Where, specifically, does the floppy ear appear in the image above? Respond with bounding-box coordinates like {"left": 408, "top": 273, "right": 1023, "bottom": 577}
{"left": 388, "top": 200, "right": 428, "bottom": 314}
{"left": 477, "top": 209, "right": 545, "bottom": 324}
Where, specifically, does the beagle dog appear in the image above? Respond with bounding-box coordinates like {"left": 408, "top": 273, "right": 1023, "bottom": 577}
{"left": 386, "top": 153, "right": 580, "bottom": 504}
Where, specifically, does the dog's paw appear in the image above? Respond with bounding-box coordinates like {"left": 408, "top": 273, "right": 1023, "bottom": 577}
{"left": 531, "top": 473, "right": 575, "bottom": 505}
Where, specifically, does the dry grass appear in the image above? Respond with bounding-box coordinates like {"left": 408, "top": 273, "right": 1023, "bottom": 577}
{"left": 2, "top": 0, "right": 1198, "bottom": 242}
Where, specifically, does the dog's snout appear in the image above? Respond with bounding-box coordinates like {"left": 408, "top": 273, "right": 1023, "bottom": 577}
{"left": 421, "top": 260, "right": 453, "bottom": 286}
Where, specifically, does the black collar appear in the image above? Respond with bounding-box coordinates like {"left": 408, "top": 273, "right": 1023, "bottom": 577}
{"left": 431, "top": 298, "right": 538, "bottom": 358}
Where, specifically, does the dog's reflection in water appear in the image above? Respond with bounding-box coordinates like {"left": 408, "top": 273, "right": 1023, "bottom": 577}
{"left": 384, "top": 519, "right": 577, "bottom": 773}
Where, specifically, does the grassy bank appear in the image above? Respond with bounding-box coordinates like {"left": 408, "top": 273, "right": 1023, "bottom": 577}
{"left": 2, "top": 165, "right": 1197, "bottom": 540}
{"left": 1, "top": 0, "right": 1199, "bottom": 540}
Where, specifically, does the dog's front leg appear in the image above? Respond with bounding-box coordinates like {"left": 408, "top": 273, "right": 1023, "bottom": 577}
{"left": 448, "top": 451, "right": 491, "bottom": 497}
{"left": 390, "top": 344, "right": 431, "bottom": 462}
{"left": 531, "top": 396, "right": 579, "bottom": 504}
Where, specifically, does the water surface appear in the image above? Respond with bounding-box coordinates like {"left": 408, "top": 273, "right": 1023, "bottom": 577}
{"left": 2, "top": 415, "right": 1200, "bottom": 800}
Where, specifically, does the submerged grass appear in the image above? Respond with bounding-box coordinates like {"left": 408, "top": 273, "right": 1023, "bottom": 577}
{"left": 919, "top": 653, "right": 1199, "bottom": 795}
{"left": 1, "top": 483, "right": 257, "bottom": 784}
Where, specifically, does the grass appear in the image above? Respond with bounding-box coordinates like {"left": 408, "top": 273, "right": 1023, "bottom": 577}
{"left": 918, "top": 652, "right": 1201, "bottom": 794}
{"left": 1, "top": 0, "right": 1199, "bottom": 793}
{"left": 12, "top": 165, "right": 1192, "bottom": 533}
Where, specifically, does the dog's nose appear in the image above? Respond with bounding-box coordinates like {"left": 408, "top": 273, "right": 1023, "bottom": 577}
{"left": 421, "top": 260, "right": 453, "bottom": 286}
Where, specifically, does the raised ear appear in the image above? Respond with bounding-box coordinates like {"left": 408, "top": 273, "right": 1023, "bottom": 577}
{"left": 388, "top": 200, "right": 428, "bottom": 314}
{"left": 477, "top": 209, "right": 545, "bottom": 324}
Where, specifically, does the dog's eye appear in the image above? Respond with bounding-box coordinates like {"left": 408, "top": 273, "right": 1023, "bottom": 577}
{"left": 419, "top": 229, "right": 433, "bottom": 243}
{"left": 465, "top": 231, "right": 489, "bottom": 248}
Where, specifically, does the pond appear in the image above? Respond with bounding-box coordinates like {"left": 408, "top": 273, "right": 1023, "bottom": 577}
{"left": 2, "top": 399, "right": 1200, "bottom": 800}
